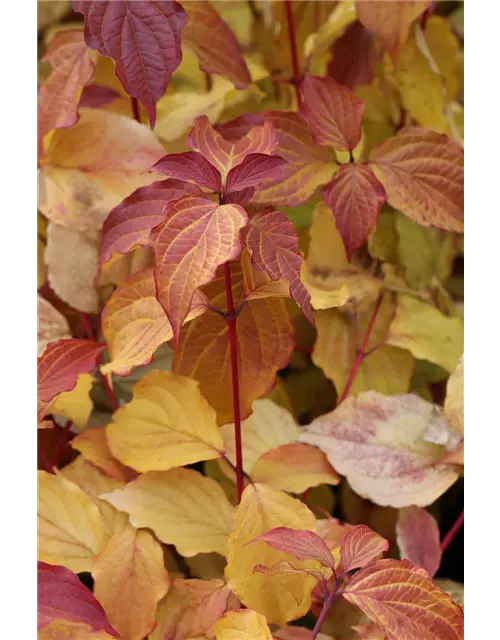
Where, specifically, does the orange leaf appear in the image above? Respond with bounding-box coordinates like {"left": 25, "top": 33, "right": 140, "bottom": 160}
{"left": 343, "top": 559, "right": 464, "bottom": 640}
{"left": 250, "top": 527, "right": 336, "bottom": 569}
{"left": 396, "top": 507, "right": 441, "bottom": 578}
{"left": 340, "top": 524, "right": 389, "bottom": 572}
{"left": 92, "top": 525, "right": 170, "bottom": 640}
{"left": 71, "top": 427, "right": 134, "bottom": 482}
{"left": 355, "top": 1, "right": 431, "bottom": 65}
{"left": 322, "top": 164, "right": 386, "bottom": 261}
{"left": 242, "top": 208, "right": 312, "bottom": 322}
{"left": 39, "top": 30, "right": 95, "bottom": 144}
{"left": 369, "top": 127, "right": 464, "bottom": 231}
{"left": 100, "top": 267, "right": 206, "bottom": 376}
{"left": 150, "top": 194, "right": 247, "bottom": 342}
{"left": 173, "top": 263, "right": 295, "bottom": 424}
{"left": 299, "top": 74, "right": 365, "bottom": 152}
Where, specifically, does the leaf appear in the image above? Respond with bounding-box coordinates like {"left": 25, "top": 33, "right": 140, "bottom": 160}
{"left": 316, "top": 518, "right": 353, "bottom": 551}
{"left": 340, "top": 524, "right": 389, "bottom": 572}
{"left": 225, "top": 483, "right": 318, "bottom": 625}
{"left": 322, "top": 164, "right": 386, "bottom": 261}
{"left": 300, "top": 391, "right": 459, "bottom": 508}
{"left": 299, "top": 74, "right": 365, "bottom": 151}
{"left": 355, "top": 0, "right": 430, "bottom": 64}
{"left": 45, "top": 224, "right": 99, "bottom": 313}
{"left": 251, "top": 443, "right": 340, "bottom": 494}
{"left": 444, "top": 355, "right": 464, "bottom": 436}
{"left": 37, "top": 295, "right": 71, "bottom": 356}
{"left": 173, "top": 264, "right": 295, "bottom": 424}
{"left": 73, "top": 0, "right": 186, "bottom": 127}
{"left": 92, "top": 525, "right": 170, "bottom": 640}
{"left": 51, "top": 373, "right": 95, "bottom": 430}
{"left": 37, "top": 338, "right": 103, "bottom": 423}
{"left": 100, "top": 267, "right": 206, "bottom": 376}
{"left": 250, "top": 527, "right": 336, "bottom": 569}
{"left": 214, "top": 610, "right": 272, "bottom": 640}
{"left": 242, "top": 208, "right": 313, "bottom": 322}
{"left": 226, "top": 154, "right": 288, "bottom": 196}
{"left": 39, "top": 29, "right": 95, "bottom": 142}
{"left": 181, "top": 1, "right": 251, "bottom": 89}
{"left": 187, "top": 115, "right": 278, "bottom": 180}
{"left": 107, "top": 370, "right": 224, "bottom": 472}
{"left": 274, "top": 627, "right": 334, "bottom": 640}
{"left": 152, "top": 151, "right": 222, "bottom": 192}
{"left": 102, "top": 468, "right": 234, "bottom": 557}
{"left": 79, "top": 84, "right": 121, "bottom": 108}
{"left": 249, "top": 111, "right": 337, "bottom": 207}
{"left": 369, "top": 127, "right": 464, "bottom": 231}
{"left": 328, "top": 22, "right": 379, "bottom": 90}
{"left": 38, "top": 470, "right": 108, "bottom": 573}
{"left": 150, "top": 578, "right": 238, "bottom": 640}
{"left": 386, "top": 295, "right": 463, "bottom": 372}
{"left": 343, "top": 558, "right": 464, "bottom": 640}
{"left": 38, "top": 619, "right": 116, "bottom": 640}
{"left": 396, "top": 507, "right": 441, "bottom": 577}
{"left": 99, "top": 179, "right": 201, "bottom": 270}
{"left": 150, "top": 194, "right": 248, "bottom": 342}
{"left": 38, "top": 561, "right": 118, "bottom": 636}
{"left": 71, "top": 427, "right": 133, "bottom": 482}
{"left": 313, "top": 298, "right": 414, "bottom": 398}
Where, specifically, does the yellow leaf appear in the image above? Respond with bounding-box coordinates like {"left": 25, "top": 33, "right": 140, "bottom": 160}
{"left": 71, "top": 426, "right": 133, "bottom": 481}
{"left": 38, "top": 619, "right": 115, "bottom": 640}
{"left": 214, "top": 610, "right": 273, "bottom": 640}
{"left": 386, "top": 295, "right": 463, "bottom": 372}
{"left": 225, "top": 483, "right": 318, "bottom": 625}
{"left": 107, "top": 371, "right": 224, "bottom": 472}
{"left": 92, "top": 525, "right": 170, "bottom": 640}
{"left": 38, "top": 470, "right": 108, "bottom": 573}
{"left": 367, "top": 211, "right": 399, "bottom": 265}
{"left": 444, "top": 355, "right": 464, "bottom": 437}
{"left": 102, "top": 468, "right": 234, "bottom": 557}
{"left": 313, "top": 297, "right": 414, "bottom": 398}
{"left": 51, "top": 373, "right": 94, "bottom": 430}
{"left": 304, "top": 1, "right": 357, "bottom": 60}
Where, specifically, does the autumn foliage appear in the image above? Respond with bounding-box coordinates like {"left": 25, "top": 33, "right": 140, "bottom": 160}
{"left": 37, "top": 1, "right": 464, "bottom": 639}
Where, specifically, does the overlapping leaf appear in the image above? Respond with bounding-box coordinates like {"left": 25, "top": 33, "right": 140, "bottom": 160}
{"left": 340, "top": 524, "right": 389, "bottom": 572}
{"left": 214, "top": 610, "right": 272, "bottom": 640}
{"left": 152, "top": 151, "right": 222, "bottom": 191}
{"left": 251, "top": 527, "right": 336, "bottom": 569}
{"left": 396, "top": 507, "right": 441, "bottom": 577}
{"left": 37, "top": 295, "right": 71, "bottom": 356}
{"left": 226, "top": 154, "right": 288, "bottom": 196}
{"left": 71, "top": 427, "right": 134, "bottom": 482}
{"left": 300, "top": 391, "right": 459, "bottom": 507}
{"left": 74, "top": 0, "right": 186, "bottom": 126}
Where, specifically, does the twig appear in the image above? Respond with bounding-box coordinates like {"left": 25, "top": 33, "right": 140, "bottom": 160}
{"left": 441, "top": 510, "right": 464, "bottom": 553}
{"left": 284, "top": 0, "right": 302, "bottom": 104}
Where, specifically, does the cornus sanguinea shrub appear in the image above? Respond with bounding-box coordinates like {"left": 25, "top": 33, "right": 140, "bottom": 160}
{"left": 37, "top": 1, "right": 465, "bottom": 639}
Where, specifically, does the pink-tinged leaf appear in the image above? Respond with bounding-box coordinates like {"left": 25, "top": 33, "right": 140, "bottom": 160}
{"left": 150, "top": 194, "right": 248, "bottom": 343}
{"left": 226, "top": 154, "right": 288, "bottom": 195}
{"left": 152, "top": 151, "right": 222, "bottom": 192}
{"left": 216, "top": 113, "right": 265, "bottom": 140}
{"left": 38, "top": 30, "right": 95, "bottom": 143}
{"left": 73, "top": 0, "right": 186, "bottom": 127}
{"left": 250, "top": 527, "right": 336, "bottom": 569}
{"left": 99, "top": 179, "right": 201, "bottom": 270}
{"left": 328, "top": 22, "right": 380, "bottom": 90}
{"left": 225, "top": 187, "right": 256, "bottom": 206}
{"left": 242, "top": 208, "right": 313, "bottom": 323}
{"left": 369, "top": 127, "right": 464, "bottom": 232}
{"left": 79, "top": 84, "right": 121, "bottom": 108}
{"left": 38, "top": 561, "right": 118, "bottom": 636}
{"left": 322, "top": 163, "right": 386, "bottom": 260}
{"left": 181, "top": 1, "right": 251, "bottom": 89}
{"left": 187, "top": 115, "right": 278, "bottom": 179}
{"left": 299, "top": 74, "right": 365, "bottom": 152}
{"left": 340, "top": 525, "right": 389, "bottom": 572}
{"left": 343, "top": 559, "right": 464, "bottom": 640}
{"left": 396, "top": 507, "right": 441, "bottom": 577}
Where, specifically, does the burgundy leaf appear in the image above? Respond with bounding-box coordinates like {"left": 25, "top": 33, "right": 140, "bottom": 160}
{"left": 79, "top": 84, "right": 122, "bottom": 108}
{"left": 225, "top": 154, "right": 287, "bottom": 195}
{"left": 340, "top": 524, "right": 389, "bottom": 572}
{"left": 328, "top": 22, "right": 380, "bottom": 90}
{"left": 152, "top": 151, "right": 222, "bottom": 192}
{"left": 73, "top": 0, "right": 186, "bottom": 127}
{"left": 250, "top": 527, "right": 336, "bottom": 569}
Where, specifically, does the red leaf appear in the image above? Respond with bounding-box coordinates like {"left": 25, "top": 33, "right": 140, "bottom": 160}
{"left": 343, "top": 559, "right": 464, "bottom": 640}
{"left": 73, "top": 0, "right": 186, "bottom": 127}
{"left": 340, "top": 524, "right": 389, "bottom": 572}
{"left": 152, "top": 151, "right": 222, "bottom": 192}
{"left": 299, "top": 74, "right": 365, "bottom": 152}
{"left": 250, "top": 527, "right": 336, "bottom": 569}
{"left": 226, "top": 154, "right": 287, "bottom": 195}
{"left": 38, "top": 561, "right": 118, "bottom": 636}
{"left": 396, "top": 507, "right": 441, "bottom": 578}
{"left": 150, "top": 194, "right": 248, "bottom": 342}
{"left": 79, "top": 84, "right": 121, "bottom": 108}
{"left": 181, "top": 1, "right": 251, "bottom": 89}
{"left": 328, "top": 22, "right": 380, "bottom": 90}
{"left": 187, "top": 115, "right": 278, "bottom": 179}
{"left": 322, "top": 163, "right": 386, "bottom": 260}
{"left": 242, "top": 208, "right": 313, "bottom": 323}
{"left": 99, "top": 179, "right": 201, "bottom": 270}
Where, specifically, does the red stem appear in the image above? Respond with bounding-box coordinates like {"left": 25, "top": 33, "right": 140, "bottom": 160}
{"left": 311, "top": 583, "right": 339, "bottom": 639}
{"left": 131, "top": 97, "right": 141, "bottom": 123}
{"left": 223, "top": 261, "right": 244, "bottom": 503}
{"left": 284, "top": 0, "right": 302, "bottom": 104}
{"left": 301, "top": 488, "right": 311, "bottom": 504}
{"left": 441, "top": 510, "right": 464, "bottom": 552}
{"left": 50, "top": 419, "right": 74, "bottom": 468}
{"left": 80, "top": 312, "right": 119, "bottom": 412}
{"left": 337, "top": 295, "right": 384, "bottom": 406}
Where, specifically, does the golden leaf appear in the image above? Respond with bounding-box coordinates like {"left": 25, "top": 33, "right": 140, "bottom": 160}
{"left": 214, "top": 610, "right": 272, "bottom": 640}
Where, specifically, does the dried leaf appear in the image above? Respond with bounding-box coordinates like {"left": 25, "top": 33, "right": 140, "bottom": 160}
{"left": 396, "top": 506, "right": 441, "bottom": 577}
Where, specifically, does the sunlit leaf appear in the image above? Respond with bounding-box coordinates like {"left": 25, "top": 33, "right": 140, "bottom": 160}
{"left": 214, "top": 610, "right": 272, "bottom": 640}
